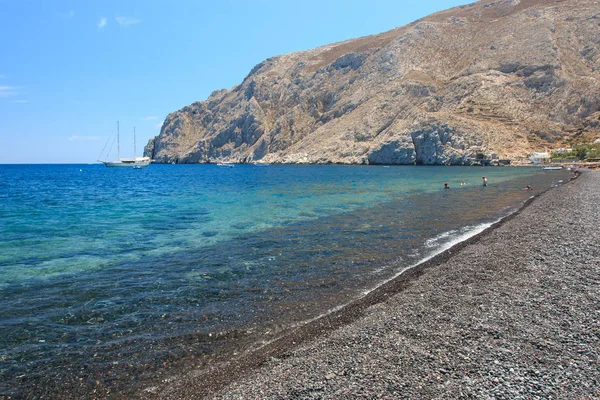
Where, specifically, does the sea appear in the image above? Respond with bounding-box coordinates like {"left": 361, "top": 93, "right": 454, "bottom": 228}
{"left": 0, "top": 164, "right": 569, "bottom": 396}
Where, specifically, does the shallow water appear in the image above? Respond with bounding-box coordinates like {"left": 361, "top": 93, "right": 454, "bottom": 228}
{"left": 0, "top": 164, "right": 569, "bottom": 396}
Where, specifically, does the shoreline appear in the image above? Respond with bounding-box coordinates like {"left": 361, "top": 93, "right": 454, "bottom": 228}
{"left": 146, "top": 174, "right": 596, "bottom": 398}
{"left": 0, "top": 165, "right": 566, "bottom": 399}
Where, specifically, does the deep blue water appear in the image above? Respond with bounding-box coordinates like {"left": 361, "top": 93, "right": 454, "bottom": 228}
{"left": 0, "top": 164, "right": 569, "bottom": 396}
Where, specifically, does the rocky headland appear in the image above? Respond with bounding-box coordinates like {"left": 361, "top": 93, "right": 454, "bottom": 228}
{"left": 145, "top": 0, "right": 600, "bottom": 165}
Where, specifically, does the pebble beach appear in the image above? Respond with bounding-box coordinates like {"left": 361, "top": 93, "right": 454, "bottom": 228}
{"left": 148, "top": 171, "right": 599, "bottom": 399}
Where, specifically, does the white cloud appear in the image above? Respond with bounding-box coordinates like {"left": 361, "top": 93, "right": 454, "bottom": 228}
{"left": 97, "top": 17, "right": 107, "bottom": 29}
{"left": 0, "top": 85, "right": 18, "bottom": 97}
{"left": 12, "top": 100, "right": 28, "bottom": 104}
{"left": 68, "top": 135, "right": 102, "bottom": 142}
{"left": 116, "top": 16, "right": 141, "bottom": 27}
{"left": 141, "top": 116, "right": 158, "bottom": 121}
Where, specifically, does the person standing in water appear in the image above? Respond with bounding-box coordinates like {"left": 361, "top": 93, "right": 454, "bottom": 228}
{"left": 444, "top": 182, "right": 450, "bottom": 189}
{"left": 482, "top": 176, "right": 488, "bottom": 186}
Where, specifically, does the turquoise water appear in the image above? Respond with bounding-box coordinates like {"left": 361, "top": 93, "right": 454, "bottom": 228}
{"left": 0, "top": 164, "right": 568, "bottom": 396}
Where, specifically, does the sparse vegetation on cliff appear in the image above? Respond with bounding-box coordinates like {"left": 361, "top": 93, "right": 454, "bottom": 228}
{"left": 552, "top": 143, "right": 600, "bottom": 161}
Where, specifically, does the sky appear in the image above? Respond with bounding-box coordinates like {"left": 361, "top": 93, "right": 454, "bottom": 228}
{"left": 0, "top": 0, "right": 468, "bottom": 163}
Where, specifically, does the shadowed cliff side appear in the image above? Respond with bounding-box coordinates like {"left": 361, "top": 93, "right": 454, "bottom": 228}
{"left": 145, "top": 0, "right": 600, "bottom": 165}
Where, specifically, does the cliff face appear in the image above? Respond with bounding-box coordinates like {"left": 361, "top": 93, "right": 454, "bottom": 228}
{"left": 145, "top": 0, "right": 600, "bottom": 165}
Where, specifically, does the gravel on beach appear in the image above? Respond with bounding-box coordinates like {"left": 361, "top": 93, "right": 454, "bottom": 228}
{"left": 154, "top": 172, "right": 600, "bottom": 400}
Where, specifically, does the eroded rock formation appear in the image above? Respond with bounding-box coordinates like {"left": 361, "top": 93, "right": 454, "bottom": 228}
{"left": 145, "top": 0, "right": 600, "bottom": 164}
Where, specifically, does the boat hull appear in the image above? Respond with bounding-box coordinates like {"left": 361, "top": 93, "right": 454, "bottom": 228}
{"left": 101, "top": 161, "right": 150, "bottom": 168}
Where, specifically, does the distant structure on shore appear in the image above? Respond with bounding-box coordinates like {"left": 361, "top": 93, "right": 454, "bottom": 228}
{"left": 145, "top": 0, "right": 600, "bottom": 165}
{"left": 529, "top": 152, "right": 551, "bottom": 165}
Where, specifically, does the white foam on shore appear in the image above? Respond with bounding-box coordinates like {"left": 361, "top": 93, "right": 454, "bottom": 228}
{"left": 425, "top": 229, "right": 458, "bottom": 248}
{"left": 240, "top": 216, "right": 507, "bottom": 355}
{"left": 423, "top": 222, "right": 494, "bottom": 256}
{"left": 360, "top": 220, "right": 500, "bottom": 296}
{"left": 284, "top": 219, "right": 503, "bottom": 333}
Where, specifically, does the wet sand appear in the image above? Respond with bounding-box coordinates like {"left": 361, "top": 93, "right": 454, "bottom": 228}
{"left": 144, "top": 172, "right": 599, "bottom": 399}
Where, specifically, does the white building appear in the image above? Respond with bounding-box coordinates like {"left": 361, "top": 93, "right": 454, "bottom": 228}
{"left": 529, "top": 152, "right": 550, "bottom": 164}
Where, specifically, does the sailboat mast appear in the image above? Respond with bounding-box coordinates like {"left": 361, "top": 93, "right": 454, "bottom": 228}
{"left": 134, "top": 127, "right": 137, "bottom": 158}
{"left": 117, "top": 121, "right": 121, "bottom": 160}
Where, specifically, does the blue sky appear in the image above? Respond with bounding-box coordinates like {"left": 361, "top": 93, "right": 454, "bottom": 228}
{"left": 0, "top": 0, "right": 467, "bottom": 163}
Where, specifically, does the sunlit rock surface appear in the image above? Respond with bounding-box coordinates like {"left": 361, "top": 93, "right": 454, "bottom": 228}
{"left": 145, "top": 0, "right": 600, "bottom": 165}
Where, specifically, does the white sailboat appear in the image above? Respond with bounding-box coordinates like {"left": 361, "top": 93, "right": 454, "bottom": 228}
{"left": 99, "top": 122, "right": 152, "bottom": 168}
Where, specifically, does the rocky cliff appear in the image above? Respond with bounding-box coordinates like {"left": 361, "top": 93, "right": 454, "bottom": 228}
{"left": 145, "top": 0, "right": 600, "bottom": 165}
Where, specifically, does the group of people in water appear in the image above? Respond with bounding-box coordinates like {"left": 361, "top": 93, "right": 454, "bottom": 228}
{"left": 443, "top": 176, "right": 532, "bottom": 190}
{"left": 443, "top": 176, "right": 489, "bottom": 189}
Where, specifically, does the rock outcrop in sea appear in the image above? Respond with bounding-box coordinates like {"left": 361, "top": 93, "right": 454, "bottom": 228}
{"left": 145, "top": 0, "right": 600, "bottom": 165}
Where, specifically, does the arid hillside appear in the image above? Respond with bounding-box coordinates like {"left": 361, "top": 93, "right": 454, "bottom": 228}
{"left": 145, "top": 0, "right": 600, "bottom": 164}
